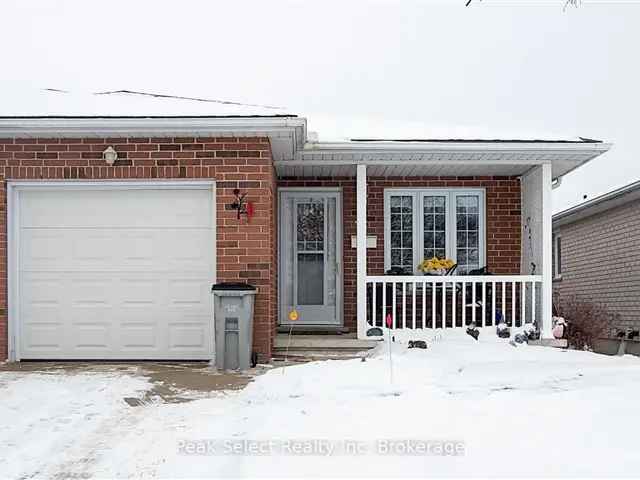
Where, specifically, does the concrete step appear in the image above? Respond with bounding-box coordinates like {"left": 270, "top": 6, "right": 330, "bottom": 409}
{"left": 272, "top": 349, "right": 372, "bottom": 362}
{"left": 276, "top": 325, "right": 351, "bottom": 335}
{"left": 274, "top": 334, "right": 380, "bottom": 351}
{"left": 273, "top": 334, "right": 381, "bottom": 362}
{"left": 529, "top": 338, "right": 568, "bottom": 348}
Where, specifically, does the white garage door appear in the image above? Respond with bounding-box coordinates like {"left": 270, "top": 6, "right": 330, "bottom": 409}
{"left": 14, "top": 183, "right": 215, "bottom": 360}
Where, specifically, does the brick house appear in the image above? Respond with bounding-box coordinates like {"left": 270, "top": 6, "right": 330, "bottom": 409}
{"left": 0, "top": 115, "right": 610, "bottom": 362}
{"left": 553, "top": 180, "right": 640, "bottom": 338}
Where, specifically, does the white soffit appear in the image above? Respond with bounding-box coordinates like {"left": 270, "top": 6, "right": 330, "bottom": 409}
{"left": 274, "top": 141, "right": 611, "bottom": 179}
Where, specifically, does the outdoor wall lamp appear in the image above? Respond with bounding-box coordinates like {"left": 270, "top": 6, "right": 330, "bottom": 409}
{"left": 102, "top": 146, "right": 118, "bottom": 165}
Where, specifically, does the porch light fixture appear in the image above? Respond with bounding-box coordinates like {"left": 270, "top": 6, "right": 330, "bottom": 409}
{"left": 102, "top": 146, "right": 118, "bottom": 165}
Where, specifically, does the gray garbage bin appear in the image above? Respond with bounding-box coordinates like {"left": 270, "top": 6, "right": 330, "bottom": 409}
{"left": 211, "top": 283, "right": 257, "bottom": 371}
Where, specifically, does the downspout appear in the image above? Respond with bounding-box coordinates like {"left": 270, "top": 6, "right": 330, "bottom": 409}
{"left": 552, "top": 176, "right": 563, "bottom": 189}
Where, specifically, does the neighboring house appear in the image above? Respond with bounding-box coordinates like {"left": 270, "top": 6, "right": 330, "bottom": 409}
{"left": 0, "top": 113, "right": 611, "bottom": 362}
{"left": 553, "top": 180, "right": 640, "bottom": 337}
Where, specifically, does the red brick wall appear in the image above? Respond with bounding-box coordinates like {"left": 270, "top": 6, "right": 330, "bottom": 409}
{"left": 279, "top": 176, "right": 521, "bottom": 332}
{"left": 0, "top": 136, "right": 277, "bottom": 362}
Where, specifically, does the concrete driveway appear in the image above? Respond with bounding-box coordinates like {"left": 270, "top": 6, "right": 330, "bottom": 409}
{"left": 0, "top": 361, "right": 266, "bottom": 404}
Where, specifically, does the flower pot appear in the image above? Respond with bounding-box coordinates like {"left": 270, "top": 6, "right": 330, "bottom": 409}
{"left": 423, "top": 269, "right": 446, "bottom": 276}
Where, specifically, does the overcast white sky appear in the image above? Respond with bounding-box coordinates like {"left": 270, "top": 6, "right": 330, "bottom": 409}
{"left": 2, "top": 0, "right": 639, "bottom": 212}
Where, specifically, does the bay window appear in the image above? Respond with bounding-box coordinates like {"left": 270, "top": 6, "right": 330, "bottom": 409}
{"left": 384, "top": 189, "right": 486, "bottom": 274}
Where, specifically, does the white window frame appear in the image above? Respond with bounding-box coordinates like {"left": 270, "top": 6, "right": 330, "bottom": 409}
{"left": 553, "top": 233, "right": 562, "bottom": 280}
{"left": 384, "top": 188, "right": 486, "bottom": 274}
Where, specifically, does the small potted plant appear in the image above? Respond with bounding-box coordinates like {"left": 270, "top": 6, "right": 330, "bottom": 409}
{"left": 418, "top": 256, "right": 455, "bottom": 276}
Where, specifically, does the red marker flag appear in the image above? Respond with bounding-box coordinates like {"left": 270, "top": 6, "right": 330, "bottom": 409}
{"left": 386, "top": 313, "right": 393, "bottom": 328}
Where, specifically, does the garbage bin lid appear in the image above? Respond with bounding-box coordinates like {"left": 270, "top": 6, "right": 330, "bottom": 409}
{"left": 211, "top": 282, "right": 257, "bottom": 292}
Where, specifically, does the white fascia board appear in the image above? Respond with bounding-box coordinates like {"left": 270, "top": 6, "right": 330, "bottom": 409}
{"left": 0, "top": 117, "right": 307, "bottom": 144}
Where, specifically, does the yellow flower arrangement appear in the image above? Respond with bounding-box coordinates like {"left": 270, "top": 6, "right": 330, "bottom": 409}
{"left": 418, "top": 256, "right": 455, "bottom": 274}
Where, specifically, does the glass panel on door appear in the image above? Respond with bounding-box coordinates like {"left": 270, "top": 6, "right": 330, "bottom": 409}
{"left": 296, "top": 200, "right": 325, "bottom": 305}
{"left": 455, "top": 195, "right": 480, "bottom": 273}
{"left": 423, "top": 195, "right": 447, "bottom": 260}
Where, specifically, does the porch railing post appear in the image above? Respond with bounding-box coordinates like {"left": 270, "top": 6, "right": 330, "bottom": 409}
{"left": 356, "top": 163, "right": 368, "bottom": 339}
{"left": 541, "top": 162, "right": 554, "bottom": 339}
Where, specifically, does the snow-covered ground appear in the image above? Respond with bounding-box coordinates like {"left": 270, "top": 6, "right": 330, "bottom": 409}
{"left": 2, "top": 329, "right": 640, "bottom": 478}
{"left": 0, "top": 370, "right": 150, "bottom": 479}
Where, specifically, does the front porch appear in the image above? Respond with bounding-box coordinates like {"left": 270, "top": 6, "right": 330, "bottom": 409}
{"left": 274, "top": 138, "right": 611, "bottom": 342}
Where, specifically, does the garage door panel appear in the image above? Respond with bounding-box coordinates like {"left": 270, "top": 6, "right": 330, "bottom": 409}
{"left": 21, "top": 232, "right": 68, "bottom": 268}
{"left": 22, "top": 322, "right": 64, "bottom": 351}
{"left": 22, "top": 230, "right": 117, "bottom": 270}
{"left": 22, "top": 230, "right": 212, "bottom": 273}
{"left": 170, "top": 230, "right": 213, "bottom": 261}
{"left": 121, "top": 232, "right": 156, "bottom": 263}
{"left": 21, "top": 189, "right": 212, "bottom": 228}
{"left": 72, "top": 234, "right": 115, "bottom": 262}
{"left": 17, "top": 185, "right": 215, "bottom": 360}
{"left": 119, "top": 322, "right": 158, "bottom": 350}
{"left": 168, "top": 279, "right": 209, "bottom": 306}
{"left": 119, "top": 279, "right": 160, "bottom": 306}
{"left": 168, "top": 322, "right": 208, "bottom": 350}
{"left": 70, "top": 279, "right": 114, "bottom": 306}
{"left": 21, "top": 275, "right": 64, "bottom": 307}
{"left": 69, "top": 322, "right": 112, "bottom": 350}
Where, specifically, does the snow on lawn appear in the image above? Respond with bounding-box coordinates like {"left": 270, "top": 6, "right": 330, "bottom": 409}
{"left": 95, "top": 330, "right": 640, "bottom": 478}
{"left": 3, "top": 331, "right": 640, "bottom": 478}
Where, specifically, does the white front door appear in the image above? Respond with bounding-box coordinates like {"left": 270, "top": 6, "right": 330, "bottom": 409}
{"left": 279, "top": 190, "right": 342, "bottom": 326}
{"left": 12, "top": 182, "right": 215, "bottom": 360}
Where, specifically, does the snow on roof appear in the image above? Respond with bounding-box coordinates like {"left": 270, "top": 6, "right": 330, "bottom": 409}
{"left": 304, "top": 112, "right": 596, "bottom": 144}
{"left": 0, "top": 88, "right": 598, "bottom": 144}
{"left": 0, "top": 87, "right": 295, "bottom": 118}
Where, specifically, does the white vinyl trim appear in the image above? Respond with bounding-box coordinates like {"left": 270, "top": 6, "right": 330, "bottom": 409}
{"left": 383, "top": 188, "right": 486, "bottom": 274}
{"left": 553, "top": 234, "right": 563, "bottom": 280}
{"left": 7, "top": 180, "right": 216, "bottom": 362}
{"left": 541, "top": 163, "right": 554, "bottom": 338}
{"left": 6, "top": 180, "right": 216, "bottom": 189}
{"left": 365, "top": 274, "right": 542, "bottom": 283}
{"left": 356, "top": 164, "right": 368, "bottom": 339}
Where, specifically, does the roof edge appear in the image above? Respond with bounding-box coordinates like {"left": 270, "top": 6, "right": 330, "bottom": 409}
{"left": 0, "top": 115, "right": 298, "bottom": 119}
{"left": 348, "top": 137, "right": 602, "bottom": 144}
{"left": 303, "top": 140, "right": 612, "bottom": 153}
{"left": 0, "top": 116, "right": 307, "bottom": 142}
{"left": 553, "top": 179, "right": 640, "bottom": 227}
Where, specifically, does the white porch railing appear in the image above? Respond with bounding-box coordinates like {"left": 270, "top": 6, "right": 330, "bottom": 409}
{"left": 365, "top": 275, "right": 543, "bottom": 330}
